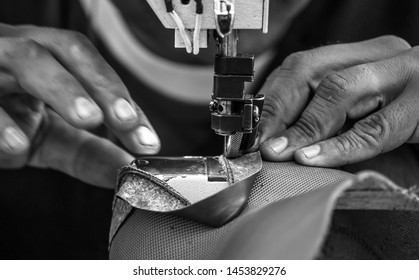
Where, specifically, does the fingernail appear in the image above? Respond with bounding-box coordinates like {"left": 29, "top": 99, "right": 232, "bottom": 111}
{"left": 136, "top": 126, "right": 160, "bottom": 147}
{"left": 114, "top": 98, "right": 137, "bottom": 122}
{"left": 1, "top": 127, "right": 28, "bottom": 153}
{"left": 75, "top": 97, "right": 101, "bottom": 120}
{"left": 270, "top": 137, "right": 288, "bottom": 154}
{"left": 300, "top": 145, "right": 321, "bottom": 159}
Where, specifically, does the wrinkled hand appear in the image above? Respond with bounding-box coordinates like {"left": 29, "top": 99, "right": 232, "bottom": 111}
{"left": 258, "top": 35, "right": 419, "bottom": 167}
{"left": 0, "top": 24, "right": 160, "bottom": 188}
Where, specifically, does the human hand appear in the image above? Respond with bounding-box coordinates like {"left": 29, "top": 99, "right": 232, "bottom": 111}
{"left": 258, "top": 36, "right": 419, "bottom": 167}
{"left": 0, "top": 24, "right": 160, "bottom": 188}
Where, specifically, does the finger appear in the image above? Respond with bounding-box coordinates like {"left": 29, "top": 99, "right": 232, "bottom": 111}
{"left": 113, "top": 104, "right": 161, "bottom": 155}
{"left": 0, "top": 37, "right": 103, "bottom": 128}
{"left": 0, "top": 107, "right": 31, "bottom": 168}
{"left": 294, "top": 92, "right": 419, "bottom": 167}
{"left": 29, "top": 110, "right": 134, "bottom": 189}
{"left": 40, "top": 31, "right": 141, "bottom": 129}
{"left": 260, "top": 50, "right": 413, "bottom": 161}
{"left": 258, "top": 36, "right": 411, "bottom": 145}
{"left": 0, "top": 107, "right": 29, "bottom": 155}
{"left": 0, "top": 95, "right": 45, "bottom": 168}
{"left": 25, "top": 28, "right": 160, "bottom": 152}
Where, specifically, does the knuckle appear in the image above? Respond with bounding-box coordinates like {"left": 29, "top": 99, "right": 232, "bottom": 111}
{"left": 352, "top": 113, "right": 389, "bottom": 153}
{"left": 331, "top": 113, "right": 390, "bottom": 158}
{"left": 62, "top": 31, "right": 91, "bottom": 54}
{"left": 282, "top": 50, "right": 318, "bottom": 70}
{"left": 262, "top": 96, "right": 284, "bottom": 119}
{"left": 376, "top": 35, "right": 411, "bottom": 50}
{"left": 49, "top": 72, "right": 77, "bottom": 88}
{"left": 316, "top": 72, "right": 352, "bottom": 105}
{"left": 292, "top": 112, "right": 323, "bottom": 140}
{"left": 334, "top": 134, "right": 361, "bottom": 157}
{"left": 261, "top": 76, "right": 308, "bottom": 128}
{"left": 282, "top": 52, "right": 305, "bottom": 68}
{"left": 9, "top": 38, "right": 47, "bottom": 60}
{"left": 261, "top": 77, "right": 298, "bottom": 116}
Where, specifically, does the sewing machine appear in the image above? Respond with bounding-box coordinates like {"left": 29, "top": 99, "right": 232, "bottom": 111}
{"left": 146, "top": 0, "right": 269, "bottom": 158}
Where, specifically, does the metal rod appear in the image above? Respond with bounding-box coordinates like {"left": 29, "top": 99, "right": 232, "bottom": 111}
{"left": 218, "top": 29, "right": 238, "bottom": 57}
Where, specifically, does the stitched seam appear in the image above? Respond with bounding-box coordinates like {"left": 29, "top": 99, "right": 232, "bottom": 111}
{"left": 222, "top": 156, "right": 234, "bottom": 184}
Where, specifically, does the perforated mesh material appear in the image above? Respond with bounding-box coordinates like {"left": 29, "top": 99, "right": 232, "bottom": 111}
{"left": 109, "top": 162, "right": 352, "bottom": 259}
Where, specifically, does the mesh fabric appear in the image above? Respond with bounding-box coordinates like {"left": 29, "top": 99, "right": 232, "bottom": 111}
{"left": 109, "top": 162, "right": 351, "bottom": 259}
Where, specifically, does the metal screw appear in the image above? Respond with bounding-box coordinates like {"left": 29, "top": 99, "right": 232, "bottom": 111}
{"left": 253, "top": 106, "right": 260, "bottom": 122}
{"left": 209, "top": 101, "right": 218, "bottom": 112}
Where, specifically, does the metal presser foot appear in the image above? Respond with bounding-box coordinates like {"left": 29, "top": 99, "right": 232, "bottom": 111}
{"left": 209, "top": 7, "right": 264, "bottom": 159}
